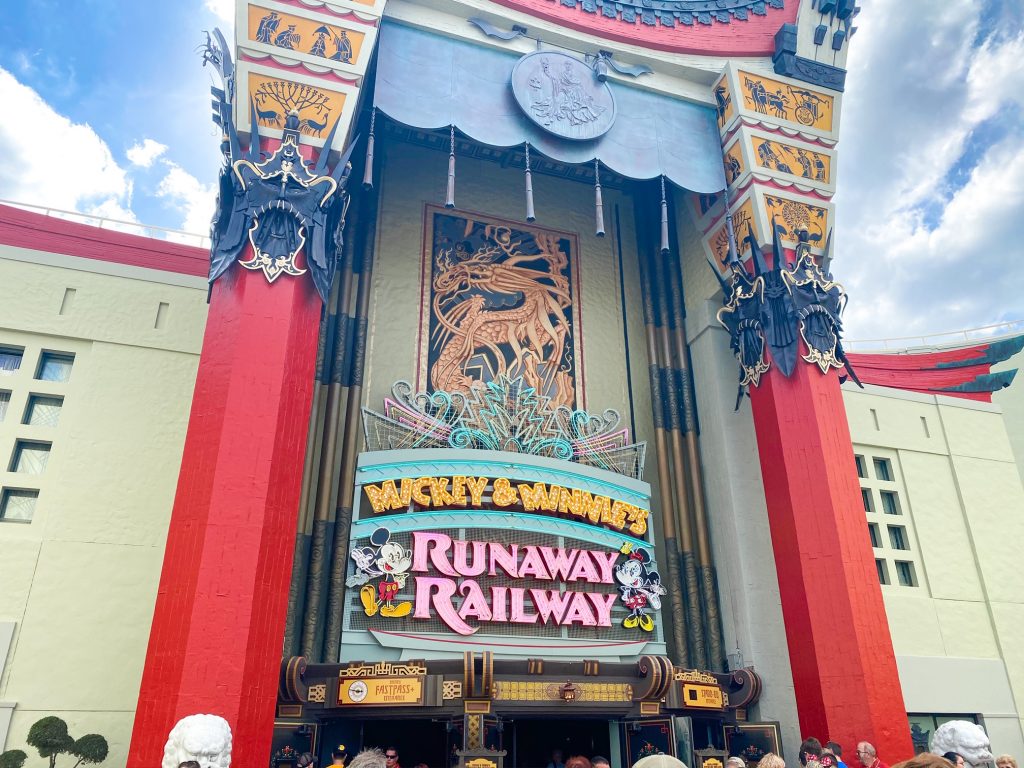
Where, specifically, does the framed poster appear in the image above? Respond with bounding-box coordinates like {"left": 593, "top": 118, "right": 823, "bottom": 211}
{"left": 723, "top": 722, "right": 783, "bottom": 764}
{"left": 418, "top": 205, "right": 584, "bottom": 409}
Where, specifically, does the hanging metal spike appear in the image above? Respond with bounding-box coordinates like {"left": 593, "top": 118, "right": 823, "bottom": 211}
{"left": 445, "top": 125, "right": 456, "bottom": 209}
{"left": 525, "top": 143, "right": 536, "bottom": 222}
{"left": 594, "top": 159, "right": 605, "bottom": 237}
{"left": 362, "top": 107, "right": 376, "bottom": 190}
{"left": 659, "top": 175, "right": 670, "bottom": 255}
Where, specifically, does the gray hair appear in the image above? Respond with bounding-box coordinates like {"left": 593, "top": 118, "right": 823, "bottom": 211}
{"left": 859, "top": 743, "right": 877, "bottom": 759}
{"left": 727, "top": 758, "right": 747, "bottom": 768}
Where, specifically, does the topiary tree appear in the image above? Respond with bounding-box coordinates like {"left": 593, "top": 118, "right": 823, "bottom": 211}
{"left": 19, "top": 716, "right": 108, "bottom": 767}
{"left": 70, "top": 735, "right": 108, "bottom": 768}
{"left": 26, "top": 717, "right": 74, "bottom": 768}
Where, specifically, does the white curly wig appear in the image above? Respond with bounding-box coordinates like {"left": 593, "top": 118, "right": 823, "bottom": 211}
{"left": 161, "top": 714, "right": 232, "bottom": 768}
{"left": 348, "top": 748, "right": 387, "bottom": 768}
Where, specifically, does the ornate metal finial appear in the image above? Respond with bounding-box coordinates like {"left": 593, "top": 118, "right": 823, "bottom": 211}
{"left": 709, "top": 224, "right": 861, "bottom": 408}
{"left": 201, "top": 28, "right": 359, "bottom": 303}
{"left": 361, "top": 375, "right": 647, "bottom": 479}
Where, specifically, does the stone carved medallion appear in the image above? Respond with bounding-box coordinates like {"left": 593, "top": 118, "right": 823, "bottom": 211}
{"left": 511, "top": 51, "right": 615, "bottom": 141}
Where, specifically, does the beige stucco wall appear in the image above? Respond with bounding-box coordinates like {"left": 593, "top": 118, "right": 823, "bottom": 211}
{"left": 0, "top": 249, "right": 207, "bottom": 766}
{"left": 843, "top": 382, "right": 1024, "bottom": 756}
{"left": 992, "top": 343, "right": 1024, "bottom": 487}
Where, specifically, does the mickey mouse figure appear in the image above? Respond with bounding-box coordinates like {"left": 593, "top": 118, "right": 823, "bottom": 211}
{"left": 614, "top": 543, "right": 665, "bottom": 632}
{"left": 356, "top": 528, "right": 413, "bottom": 618}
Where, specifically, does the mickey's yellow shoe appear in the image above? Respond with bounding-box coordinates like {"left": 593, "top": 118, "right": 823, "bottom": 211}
{"left": 360, "top": 585, "right": 378, "bottom": 616}
{"left": 381, "top": 601, "right": 412, "bottom": 618}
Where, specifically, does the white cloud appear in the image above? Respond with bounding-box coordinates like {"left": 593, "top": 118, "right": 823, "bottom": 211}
{"left": 155, "top": 161, "right": 217, "bottom": 235}
{"left": 126, "top": 138, "right": 168, "bottom": 168}
{"left": 0, "top": 67, "right": 133, "bottom": 215}
{"left": 836, "top": 2, "right": 1024, "bottom": 343}
{"left": 205, "top": 0, "right": 234, "bottom": 24}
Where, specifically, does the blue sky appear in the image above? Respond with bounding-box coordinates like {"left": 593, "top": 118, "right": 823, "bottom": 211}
{"left": 0, "top": 0, "right": 1021, "bottom": 340}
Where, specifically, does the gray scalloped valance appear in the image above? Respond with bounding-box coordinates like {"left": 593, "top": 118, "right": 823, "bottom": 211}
{"left": 373, "top": 21, "right": 727, "bottom": 194}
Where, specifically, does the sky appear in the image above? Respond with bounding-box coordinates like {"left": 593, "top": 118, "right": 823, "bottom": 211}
{"left": 0, "top": 0, "right": 1021, "bottom": 342}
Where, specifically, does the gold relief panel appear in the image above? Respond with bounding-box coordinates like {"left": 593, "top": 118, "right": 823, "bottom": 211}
{"left": 751, "top": 137, "right": 830, "bottom": 184}
{"left": 762, "top": 193, "right": 829, "bottom": 249}
{"left": 492, "top": 680, "right": 632, "bottom": 702}
{"left": 723, "top": 141, "right": 745, "bottom": 187}
{"left": 704, "top": 197, "right": 757, "bottom": 271}
{"left": 738, "top": 71, "right": 834, "bottom": 133}
{"left": 714, "top": 78, "right": 735, "bottom": 131}
{"left": 307, "top": 684, "right": 327, "bottom": 703}
{"left": 247, "top": 5, "right": 367, "bottom": 65}
{"left": 248, "top": 72, "right": 347, "bottom": 137}
{"left": 235, "top": 60, "right": 358, "bottom": 151}
{"left": 419, "top": 207, "right": 583, "bottom": 409}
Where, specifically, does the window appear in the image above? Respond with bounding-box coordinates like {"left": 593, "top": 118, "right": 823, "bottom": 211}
{"left": 0, "top": 489, "right": 37, "bottom": 522}
{"left": 855, "top": 455, "right": 866, "bottom": 478}
{"left": 880, "top": 491, "right": 901, "bottom": 515}
{"left": 0, "top": 348, "right": 23, "bottom": 376}
{"left": 909, "top": 715, "right": 979, "bottom": 754}
{"left": 10, "top": 441, "right": 51, "bottom": 474}
{"left": 895, "top": 561, "right": 917, "bottom": 587}
{"left": 0, "top": 390, "right": 9, "bottom": 421}
{"left": 23, "top": 395, "right": 63, "bottom": 427}
{"left": 888, "top": 525, "right": 909, "bottom": 550}
{"left": 876, "top": 559, "right": 889, "bottom": 585}
{"left": 868, "top": 523, "right": 881, "bottom": 548}
{"left": 36, "top": 352, "right": 74, "bottom": 382}
{"left": 862, "top": 489, "right": 874, "bottom": 513}
{"left": 874, "top": 458, "right": 893, "bottom": 481}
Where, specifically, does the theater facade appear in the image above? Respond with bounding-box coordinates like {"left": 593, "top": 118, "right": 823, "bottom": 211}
{"left": 2, "top": 1, "right": 1024, "bottom": 768}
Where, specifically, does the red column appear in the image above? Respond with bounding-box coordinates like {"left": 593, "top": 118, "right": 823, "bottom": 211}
{"left": 749, "top": 363, "right": 914, "bottom": 763}
{"left": 127, "top": 255, "right": 321, "bottom": 768}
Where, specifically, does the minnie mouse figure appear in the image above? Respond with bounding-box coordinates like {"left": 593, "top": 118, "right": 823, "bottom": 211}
{"left": 614, "top": 544, "right": 666, "bottom": 632}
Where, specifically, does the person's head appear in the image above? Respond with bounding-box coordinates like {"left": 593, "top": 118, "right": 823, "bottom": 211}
{"left": 332, "top": 745, "right": 350, "bottom": 766}
{"left": 826, "top": 744, "right": 843, "bottom": 759}
{"left": 385, "top": 747, "right": 399, "bottom": 766}
{"left": 856, "top": 742, "right": 877, "bottom": 767}
{"left": 178, "top": 763, "right": 201, "bottom": 768}
{"left": 413, "top": 764, "right": 429, "bottom": 768}
{"left": 565, "top": 757, "right": 591, "bottom": 768}
{"left": 297, "top": 753, "right": 316, "bottom": 768}
{"left": 552, "top": 750, "right": 564, "bottom": 762}
{"left": 996, "top": 756, "right": 1018, "bottom": 768}
{"left": 592, "top": 756, "right": 611, "bottom": 768}
{"left": 891, "top": 754, "right": 955, "bottom": 768}
{"left": 801, "top": 738, "right": 824, "bottom": 766}
{"left": 727, "top": 758, "right": 747, "bottom": 768}
{"left": 760, "top": 753, "right": 786, "bottom": 768}
{"left": 942, "top": 753, "right": 964, "bottom": 768}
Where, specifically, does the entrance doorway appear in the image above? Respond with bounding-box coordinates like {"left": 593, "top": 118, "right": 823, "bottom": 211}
{"left": 359, "top": 718, "right": 450, "bottom": 768}
{"left": 512, "top": 718, "right": 612, "bottom": 768}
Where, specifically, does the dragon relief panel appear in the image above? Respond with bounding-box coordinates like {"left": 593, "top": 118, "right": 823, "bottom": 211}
{"left": 419, "top": 207, "right": 583, "bottom": 409}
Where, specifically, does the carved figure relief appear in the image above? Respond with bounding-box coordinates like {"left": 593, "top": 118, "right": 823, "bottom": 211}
{"left": 752, "top": 138, "right": 830, "bottom": 182}
{"left": 422, "top": 209, "right": 582, "bottom": 409}
{"left": 250, "top": 6, "right": 362, "bottom": 65}
{"left": 249, "top": 74, "right": 344, "bottom": 137}
{"left": 511, "top": 51, "right": 616, "bottom": 141}
{"left": 740, "top": 72, "right": 834, "bottom": 131}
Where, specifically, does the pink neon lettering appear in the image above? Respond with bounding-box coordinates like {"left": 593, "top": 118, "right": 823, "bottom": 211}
{"left": 411, "top": 531, "right": 458, "bottom": 576}
{"left": 414, "top": 576, "right": 475, "bottom": 635}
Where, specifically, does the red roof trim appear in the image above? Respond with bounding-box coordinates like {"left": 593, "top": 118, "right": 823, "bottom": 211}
{"left": 489, "top": 0, "right": 796, "bottom": 56}
{"left": 0, "top": 204, "right": 209, "bottom": 278}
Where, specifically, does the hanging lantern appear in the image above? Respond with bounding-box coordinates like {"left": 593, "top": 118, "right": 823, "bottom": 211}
{"left": 660, "top": 175, "right": 670, "bottom": 255}
{"left": 445, "top": 125, "right": 456, "bottom": 209}
{"left": 524, "top": 143, "right": 536, "bottom": 222}
{"left": 362, "top": 107, "right": 376, "bottom": 191}
{"left": 594, "top": 159, "right": 605, "bottom": 237}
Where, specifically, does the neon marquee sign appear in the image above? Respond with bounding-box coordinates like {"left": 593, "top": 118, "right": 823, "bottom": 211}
{"left": 363, "top": 475, "right": 649, "bottom": 537}
{"left": 349, "top": 528, "right": 664, "bottom": 636}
